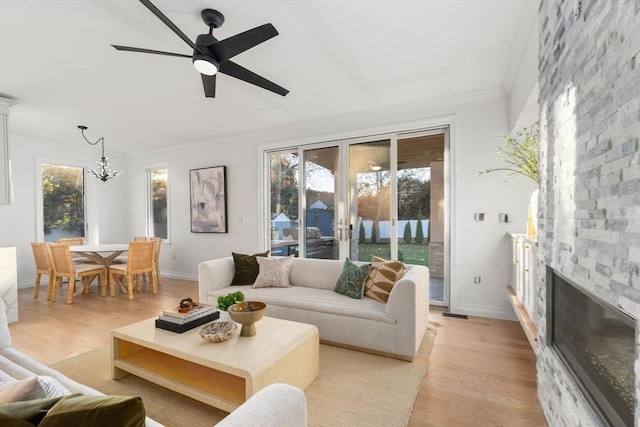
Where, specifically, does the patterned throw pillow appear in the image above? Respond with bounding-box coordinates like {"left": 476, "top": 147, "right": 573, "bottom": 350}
{"left": 334, "top": 258, "right": 371, "bottom": 299}
{"left": 253, "top": 256, "right": 294, "bottom": 288}
{"left": 231, "top": 251, "right": 269, "bottom": 285}
{"left": 364, "top": 256, "right": 406, "bottom": 303}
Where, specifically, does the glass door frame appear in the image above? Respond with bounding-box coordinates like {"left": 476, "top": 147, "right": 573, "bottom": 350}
{"left": 260, "top": 125, "right": 450, "bottom": 308}
{"left": 342, "top": 133, "right": 398, "bottom": 261}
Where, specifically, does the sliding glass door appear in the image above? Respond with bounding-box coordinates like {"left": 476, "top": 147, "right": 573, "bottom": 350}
{"left": 348, "top": 139, "right": 393, "bottom": 262}
{"left": 265, "top": 128, "right": 448, "bottom": 306}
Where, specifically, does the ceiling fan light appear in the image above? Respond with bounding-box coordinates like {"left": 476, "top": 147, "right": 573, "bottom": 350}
{"left": 193, "top": 58, "right": 218, "bottom": 76}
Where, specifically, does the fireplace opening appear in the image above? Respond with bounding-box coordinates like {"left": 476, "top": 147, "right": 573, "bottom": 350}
{"left": 546, "top": 267, "right": 636, "bottom": 427}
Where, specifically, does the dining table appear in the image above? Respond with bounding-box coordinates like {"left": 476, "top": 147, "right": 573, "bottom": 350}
{"left": 69, "top": 244, "right": 128, "bottom": 268}
{"left": 69, "top": 244, "right": 129, "bottom": 293}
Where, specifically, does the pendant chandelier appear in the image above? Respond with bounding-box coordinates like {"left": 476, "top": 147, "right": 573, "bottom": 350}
{"left": 78, "top": 125, "right": 122, "bottom": 182}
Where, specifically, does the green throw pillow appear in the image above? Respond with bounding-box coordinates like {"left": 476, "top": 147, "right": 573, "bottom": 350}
{"left": 39, "top": 394, "right": 145, "bottom": 427}
{"left": 0, "top": 395, "right": 66, "bottom": 426}
{"left": 0, "top": 412, "right": 36, "bottom": 427}
{"left": 231, "top": 251, "right": 269, "bottom": 285}
{"left": 334, "top": 258, "right": 371, "bottom": 299}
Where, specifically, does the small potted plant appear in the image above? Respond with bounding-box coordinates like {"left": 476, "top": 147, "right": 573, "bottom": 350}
{"left": 217, "top": 291, "right": 245, "bottom": 321}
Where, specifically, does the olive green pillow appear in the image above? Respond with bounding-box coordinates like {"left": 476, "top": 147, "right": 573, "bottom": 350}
{"left": 38, "top": 394, "right": 145, "bottom": 427}
{"left": 231, "top": 251, "right": 269, "bottom": 285}
{"left": 0, "top": 395, "right": 66, "bottom": 426}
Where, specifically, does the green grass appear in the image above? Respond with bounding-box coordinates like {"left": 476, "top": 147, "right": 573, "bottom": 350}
{"left": 356, "top": 243, "right": 429, "bottom": 266}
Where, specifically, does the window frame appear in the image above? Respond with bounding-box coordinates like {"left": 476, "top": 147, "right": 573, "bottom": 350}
{"left": 35, "top": 155, "right": 97, "bottom": 243}
{"left": 145, "top": 164, "right": 170, "bottom": 244}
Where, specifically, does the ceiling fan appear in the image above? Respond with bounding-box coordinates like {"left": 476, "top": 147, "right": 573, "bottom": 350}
{"left": 112, "top": 0, "right": 288, "bottom": 98}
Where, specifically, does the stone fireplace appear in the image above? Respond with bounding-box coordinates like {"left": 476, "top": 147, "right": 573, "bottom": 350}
{"left": 537, "top": 1, "right": 639, "bottom": 426}
{"left": 547, "top": 267, "right": 636, "bottom": 425}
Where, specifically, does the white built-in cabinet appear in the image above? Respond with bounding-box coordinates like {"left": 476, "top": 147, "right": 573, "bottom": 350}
{"left": 0, "top": 247, "right": 18, "bottom": 323}
{"left": 508, "top": 233, "right": 538, "bottom": 352}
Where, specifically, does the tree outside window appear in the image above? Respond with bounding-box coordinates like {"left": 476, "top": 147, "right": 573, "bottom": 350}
{"left": 149, "top": 169, "right": 168, "bottom": 239}
{"left": 42, "top": 164, "right": 85, "bottom": 242}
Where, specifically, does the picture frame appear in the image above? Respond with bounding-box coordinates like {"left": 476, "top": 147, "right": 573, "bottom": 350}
{"left": 189, "top": 166, "right": 228, "bottom": 233}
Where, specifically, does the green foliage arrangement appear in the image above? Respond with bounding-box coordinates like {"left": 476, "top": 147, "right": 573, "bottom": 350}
{"left": 217, "top": 291, "right": 245, "bottom": 311}
{"left": 358, "top": 222, "right": 366, "bottom": 244}
{"left": 415, "top": 215, "right": 425, "bottom": 245}
{"left": 403, "top": 222, "right": 412, "bottom": 244}
{"left": 480, "top": 123, "right": 539, "bottom": 182}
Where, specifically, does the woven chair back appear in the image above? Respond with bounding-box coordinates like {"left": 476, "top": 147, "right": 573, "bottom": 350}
{"left": 127, "top": 241, "right": 155, "bottom": 274}
{"left": 49, "top": 243, "right": 76, "bottom": 276}
{"left": 150, "top": 237, "right": 161, "bottom": 264}
{"left": 57, "top": 237, "right": 85, "bottom": 245}
{"left": 133, "top": 236, "right": 147, "bottom": 242}
{"left": 57, "top": 237, "right": 85, "bottom": 259}
{"left": 31, "top": 242, "right": 53, "bottom": 273}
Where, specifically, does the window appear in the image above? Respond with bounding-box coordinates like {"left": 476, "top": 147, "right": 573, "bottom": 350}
{"left": 269, "top": 151, "right": 299, "bottom": 256}
{"left": 41, "top": 163, "right": 85, "bottom": 242}
{"left": 147, "top": 167, "right": 168, "bottom": 240}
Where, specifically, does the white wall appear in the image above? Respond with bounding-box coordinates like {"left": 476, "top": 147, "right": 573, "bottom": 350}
{"left": 125, "top": 92, "right": 533, "bottom": 319}
{"left": 0, "top": 92, "right": 534, "bottom": 319}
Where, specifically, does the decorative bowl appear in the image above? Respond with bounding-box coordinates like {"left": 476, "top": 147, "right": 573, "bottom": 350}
{"left": 199, "top": 321, "right": 237, "bottom": 343}
{"left": 228, "top": 301, "right": 267, "bottom": 337}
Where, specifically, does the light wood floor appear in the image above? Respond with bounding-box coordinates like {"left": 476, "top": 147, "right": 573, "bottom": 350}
{"left": 10, "top": 278, "right": 547, "bottom": 426}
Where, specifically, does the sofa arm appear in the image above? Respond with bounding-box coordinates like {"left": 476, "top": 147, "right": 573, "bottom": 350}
{"left": 214, "top": 383, "right": 307, "bottom": 427}
{"left": 385, "top": 265, "right": 430, "bottom": 358}
{"left": 198, "top": 257, "right": 235, "bottom": 303}
{"left": 0, "top": 298, "right": 12, "bottom": 349}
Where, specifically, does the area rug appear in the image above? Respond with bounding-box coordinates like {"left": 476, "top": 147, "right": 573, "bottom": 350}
{"left": 51, "top": 323, "right": 436, "bottom": 427}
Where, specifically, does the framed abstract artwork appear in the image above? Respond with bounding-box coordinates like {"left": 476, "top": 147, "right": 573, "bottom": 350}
{"left": 189, "top": 166, "right": 228, "bottom": 233}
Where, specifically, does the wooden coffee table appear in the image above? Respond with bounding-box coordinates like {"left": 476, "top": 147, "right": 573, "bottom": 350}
{"left": 111, "top": 316, "right": 319, "bottom": 412}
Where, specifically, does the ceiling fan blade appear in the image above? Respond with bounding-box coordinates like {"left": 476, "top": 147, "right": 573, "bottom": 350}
{"left": 201, "top": 74, "right": 217, "bottom": 98}
{"left": 139, "top": 0, "right": 204, "bottom": 55}
{"left": 111, "top": 45, "right": 191, "bottom": 58}
{"left": 219, "top": 61, "right": 288, "bottom": 96}
{"left": 212, "top": 24, "right": 278, "bottom": 62}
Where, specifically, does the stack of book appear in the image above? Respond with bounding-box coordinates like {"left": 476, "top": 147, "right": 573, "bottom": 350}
{"left": 155, "top": 303, "right": 219, "bottom": 333}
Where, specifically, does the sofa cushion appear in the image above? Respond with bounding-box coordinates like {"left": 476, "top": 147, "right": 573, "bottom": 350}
{"left": 206, "top": 285, "right": 395, "bottom": 324}
{"left": 364, "top": 256, "right": 406, "bottom": 303}
{"left": 253, "top": 256, "right": 294, "bottom": 288}
{"left": 231, "top": 251, "right": 269, "bottom": 286}
{"left": 0, "top": 376, "right": 70, "bottom": 403}
{"left": 38, "top": 394, "right": 146, "bottom": 427}
{"left": 289, "top": 257, "right": 360, "bottom": 291}
{"left": 334, "top": 258, "right": 370, "bottom": 299}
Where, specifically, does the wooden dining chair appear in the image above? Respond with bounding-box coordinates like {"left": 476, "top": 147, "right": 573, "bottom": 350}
{"left": 109, "top": 240, "right": 157, "bottom": 300}
{"left": 150, "top": 237, "right": 162, "bottom": 287}
{"left": 49, "top": 243, "right": 107, "bottom": 304}
{"left": 57, "top": 237, "right": 91, "bottom": 264}
{"left": 131, "top": 237, "right": 161, "bottom": 286}
{"left": 112, "top": 236, "right": 147, "bottom": 265}
{"left": 31, "top": 242, "right": 54, "bottom": 299}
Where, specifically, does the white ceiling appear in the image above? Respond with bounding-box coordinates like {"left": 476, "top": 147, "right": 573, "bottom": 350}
{"left": 0, "top": 0, "right": 537, "bottom": 154}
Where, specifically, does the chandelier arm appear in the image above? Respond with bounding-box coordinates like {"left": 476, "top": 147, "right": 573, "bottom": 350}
{"left": 78, "top": 126, "right": 103, "bottom": 147}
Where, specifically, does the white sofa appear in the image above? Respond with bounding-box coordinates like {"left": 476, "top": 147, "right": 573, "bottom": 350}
{"left": 199, "top": 256, "right": 430, "bottom": 361}
{"left": 0, "top": 299, "right": 307, "bottom": 427}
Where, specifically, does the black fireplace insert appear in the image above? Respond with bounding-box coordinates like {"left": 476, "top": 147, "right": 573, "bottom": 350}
{"left": 546, "top": 267, "right": 636, "bottom": 426}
